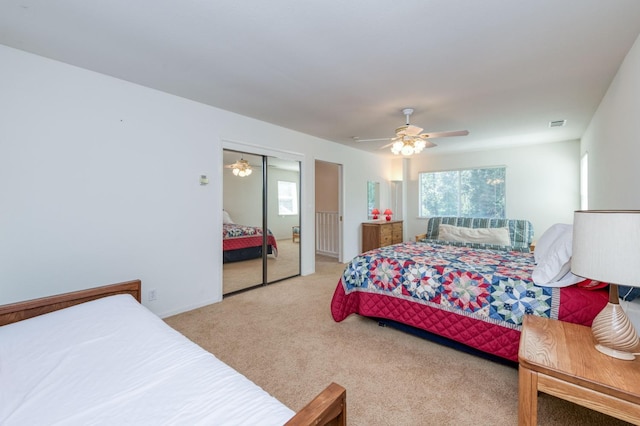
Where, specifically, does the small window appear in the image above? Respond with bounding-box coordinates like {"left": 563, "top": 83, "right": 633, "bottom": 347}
{"left": 419, "top": 167, "right": 506, "bottom": 218}
{"left": 580, "top": 152, "right": 588, "bottom": 210}
{"left": 277, "top": 181, "right": 298, "bottom": 215}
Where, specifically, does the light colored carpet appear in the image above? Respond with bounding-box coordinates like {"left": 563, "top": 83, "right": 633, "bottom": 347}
{"left": 166, "top": 256, "right": 631, "bottom": 426}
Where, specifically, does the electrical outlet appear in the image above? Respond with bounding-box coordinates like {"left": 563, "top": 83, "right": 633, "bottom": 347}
{"left": 148, "top": 289, "right": 157, "bottom": 301}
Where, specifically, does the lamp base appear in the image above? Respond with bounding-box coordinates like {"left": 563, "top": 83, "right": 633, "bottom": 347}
{"left": 594, "top": 344, "right": 636, "bottom": 360}
{"left": 591, "top": 285, "right": 640, "bottom": 361}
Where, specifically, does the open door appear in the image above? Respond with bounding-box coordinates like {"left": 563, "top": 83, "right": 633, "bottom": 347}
{"left": 314, "top": 160, "right": 342, "bottom": 263}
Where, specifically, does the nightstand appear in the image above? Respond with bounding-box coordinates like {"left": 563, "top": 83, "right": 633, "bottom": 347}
{"left": 518, "top": 315, "right": 640, "bottom": 425}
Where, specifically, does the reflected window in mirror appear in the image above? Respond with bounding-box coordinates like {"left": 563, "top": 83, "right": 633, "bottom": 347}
{"left": 367, "top": 181, "right": 380, "bottom": 219}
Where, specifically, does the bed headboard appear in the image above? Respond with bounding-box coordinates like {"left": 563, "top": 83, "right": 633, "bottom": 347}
{"left": 0, "top": 279, "right": 141, "bottom": 326}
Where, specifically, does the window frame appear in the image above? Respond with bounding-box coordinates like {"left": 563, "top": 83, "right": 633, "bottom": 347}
{"left": 277, "top": 180, "right": 299, "bottom": 216}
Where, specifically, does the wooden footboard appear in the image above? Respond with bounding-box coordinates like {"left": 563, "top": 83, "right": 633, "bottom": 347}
{"left": 286, "top": 382, "right": 347, "bottom": 426}
{"left": 0, "top": 279, "right": 141, "bottom": 326}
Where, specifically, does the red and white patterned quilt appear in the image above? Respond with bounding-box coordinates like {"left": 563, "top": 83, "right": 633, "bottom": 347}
{"left": 223, "top": 224, "right": 278, "bottom": 255}
{"left": 330, "top": 242, "right": 607, "bottom": 361}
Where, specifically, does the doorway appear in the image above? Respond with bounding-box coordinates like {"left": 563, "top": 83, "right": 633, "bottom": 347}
{"left": 314, "top": 160, "right": 342, "bottom": 266}
{"left": 222, "top": 149, "right": 301, "bottom": 295}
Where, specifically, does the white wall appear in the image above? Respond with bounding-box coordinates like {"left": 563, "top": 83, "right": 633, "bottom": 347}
{"left": 581, "top": 34, "right": 640, "bottom": 209}
{"left": 404, "top": 140, "right": 581, "bottom": 241}
{"left": 0, "top": 44, "right": 391, "bottom": 316}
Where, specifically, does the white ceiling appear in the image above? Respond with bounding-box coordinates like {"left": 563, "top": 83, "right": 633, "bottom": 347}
{"left": 2, "top": 1, "right": 640, "bottom": 155}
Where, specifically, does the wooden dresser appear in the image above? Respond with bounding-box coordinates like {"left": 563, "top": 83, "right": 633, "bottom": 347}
{"left": 362, "top": 220, "right": 403, "bottom": 252}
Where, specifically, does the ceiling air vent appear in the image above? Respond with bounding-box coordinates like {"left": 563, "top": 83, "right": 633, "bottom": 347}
{"left": 549, "top": 119, "right": 566, "bottom": 128}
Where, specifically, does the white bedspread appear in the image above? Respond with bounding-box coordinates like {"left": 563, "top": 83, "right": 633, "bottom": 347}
{"left": 0, "top": 294, "right": 295, "bottom": 425}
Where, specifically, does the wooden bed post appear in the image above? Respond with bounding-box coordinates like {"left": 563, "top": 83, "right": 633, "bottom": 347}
{"left": 285, "top": 382, "right": 347, "bottom": 426}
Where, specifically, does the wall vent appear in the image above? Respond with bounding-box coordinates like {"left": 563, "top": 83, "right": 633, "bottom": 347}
{"left": 549, "top": 119, "right": 566, "bottom": 128}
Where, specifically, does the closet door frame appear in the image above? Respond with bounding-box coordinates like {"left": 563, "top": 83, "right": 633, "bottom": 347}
{"left": 221, "top": 140, "right": 303, "bottom": 292}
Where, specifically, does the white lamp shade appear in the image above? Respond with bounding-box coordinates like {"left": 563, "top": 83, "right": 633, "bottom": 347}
{"left": 572, "top": 210, "right": 640, "bottom": 287}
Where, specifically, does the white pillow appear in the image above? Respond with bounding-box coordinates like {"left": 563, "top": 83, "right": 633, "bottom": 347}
{"left": 534, "top": 223, "right": 572, "bottom": 264}
{"left": 532, "top": 223, "right": 582, "bottom": 287}
{"left": 542, "top": 270, "right": 584, "bottom": 288}
{"left": 438, "top": 224, "right": 511, "bottom": 246}
{"left": 222, "top": 210, "right": 234, "bottom": 224}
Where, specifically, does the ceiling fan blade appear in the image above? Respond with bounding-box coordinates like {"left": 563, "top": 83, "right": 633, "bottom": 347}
{"left": 379, "top": 142, "right": 394, "bottom": 149}
{"left": 355, "top": 137, "right": 392, "bottom": 142}
{"left": 421, "top": 130, "right": 469, "bottom": 139}
{"left": 224, "top": 162, "right": 261, "bottom": 168}
{"left": 402, "top": 124, "right": 424, "bottom": 136}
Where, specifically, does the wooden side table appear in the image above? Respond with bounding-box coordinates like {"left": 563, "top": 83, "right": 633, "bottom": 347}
{"left": 518, "top": 315, "right": 640, "bottom": 425}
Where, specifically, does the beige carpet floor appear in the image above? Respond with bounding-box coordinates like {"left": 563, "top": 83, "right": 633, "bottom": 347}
{"left": 166, "top": 255, "right": 631, "bottom": 426}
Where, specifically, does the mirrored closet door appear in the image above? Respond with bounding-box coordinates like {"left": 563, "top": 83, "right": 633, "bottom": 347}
{"left": 266, "top": 156, "right": 300, "bottom": 283}
{"left": 222, "top": 149, "right": 300, "bottom": 295}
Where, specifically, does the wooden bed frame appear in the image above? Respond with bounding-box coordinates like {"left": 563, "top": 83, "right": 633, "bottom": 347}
{"left": 0, "top": 279, "right": 142, "bottom": 326}
{"left": 0, "top": 280, "right": 346, "bottom": 426}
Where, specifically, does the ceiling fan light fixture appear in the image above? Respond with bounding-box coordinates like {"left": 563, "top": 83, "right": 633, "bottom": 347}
{"left": 391, "top": 140, "right": 404, "bottom": 154}
{"left": 229, "top": 158, "right": 252, "bottom": 177}
{"left": 237, "top": 168, "right": 252, "bottom": 177}
{"left": 400, "top": 143, "right": 414, "bottom": 156}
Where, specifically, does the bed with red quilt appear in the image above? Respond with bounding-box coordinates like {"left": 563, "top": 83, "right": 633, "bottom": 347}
{"left": 223, "top": 223, "right": 278, "bottom": 263}
{"left": 330, "top": 241, "right": 608, "bottom": 362}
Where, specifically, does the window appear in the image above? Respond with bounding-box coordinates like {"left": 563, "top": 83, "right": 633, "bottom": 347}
{"left": 580, "top": 152, "right": 588, "bottom": 210}
{"left": 419, "top": 167, "right": 506, "bottom": 218}
{"left": 277, "top": 180, "right": 298, "bottom": 215}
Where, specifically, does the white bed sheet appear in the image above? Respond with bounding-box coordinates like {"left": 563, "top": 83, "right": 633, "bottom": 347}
{"left": 0, "top": 294, "right": 295, "bottom": 425}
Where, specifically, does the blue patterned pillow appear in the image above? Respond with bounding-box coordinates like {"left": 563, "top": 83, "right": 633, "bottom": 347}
{"left": 619, "top": 286, "right": 640, "bottom": 302}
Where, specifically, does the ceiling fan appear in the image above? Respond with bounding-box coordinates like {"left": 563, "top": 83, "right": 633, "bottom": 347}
{"left": 357, "top": 108, "right": 469, "bottom": 155}
{"left": 224, "top": 157, "right": 257, "bottom": 177}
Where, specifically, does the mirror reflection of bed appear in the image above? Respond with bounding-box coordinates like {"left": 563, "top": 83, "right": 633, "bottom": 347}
{"left": 222, "top": 150, "right": 300, "bottom": 295}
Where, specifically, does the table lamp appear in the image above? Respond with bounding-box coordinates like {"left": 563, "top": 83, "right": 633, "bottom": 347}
{"left": 383, "top": 209, "right": 393, "bottom": 221}
{"left": 371, "top": 208, "right": 380, "bottom": 220}
{"left": 571, "top": 210, "right": 640, "bottom": 360}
